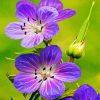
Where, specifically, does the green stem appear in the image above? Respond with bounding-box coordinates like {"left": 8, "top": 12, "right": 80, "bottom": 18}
{"left": 43, "top": 39, "right": 52, "bottom": 47}
{"left": 76, "top": 0, "right": 95, "bottom": 42}
{"left": 29, "top": 91, "right": 38, "bottom": 100}
{"left": 68, "top": 56, "right": 74, "bottom": 62}
{"left": 43, "top": 40, "right": 49, "bottom": 46}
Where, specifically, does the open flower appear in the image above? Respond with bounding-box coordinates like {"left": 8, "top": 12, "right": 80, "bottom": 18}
{"left": 14, "top": 45, "right": 81, "bottom": 99}
{"left": 61, "top": 84, "right": 99, "bottom": 100}
{"left": 97, "top": 94, "right": 100, "bottom": 100}
{"left": 5, "top": 0, "right": 76, "bottom": 48}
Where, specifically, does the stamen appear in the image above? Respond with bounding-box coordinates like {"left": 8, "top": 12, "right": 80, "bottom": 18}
{"left": 50, "top": 67, "right": 52, "bottom": 71}
{"left": 35, "top": 69, "right": 37, "bottom": 75}
{"left": 38, "top": 79, "right": 42, "bottom": 83}
{"left": 24, "top": 32, "right": 27, "bottom": 35}
{"left": 35, "top": 76, "right": 37, "bottom": 79}
{"left": 44, "top": 78, "right": 47, "bottom": 81}
{"left": 21, "top": 26, "right": 25, "bottom": 30}
{"left": 24, "top": 23, "right": 25, "bottom": 26}
{"left": 41, "top": 26, "right": 43, "bottom": 30}
{"left": 32, "top": 18, "right": 36, "bottom": 21}
{"left": 50, "top": 76, "right": 54, "bottom": 78}
{"left": 43, "top": 67, "right": 46, "bottom": 71}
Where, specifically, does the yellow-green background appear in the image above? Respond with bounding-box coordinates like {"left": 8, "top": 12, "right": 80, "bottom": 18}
{"left": 0, "top": 0, "right": 100, "bottom": 99}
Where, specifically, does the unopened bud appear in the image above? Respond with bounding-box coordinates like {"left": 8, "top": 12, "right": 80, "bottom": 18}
{"left": 67, "top": 42, "right": 85, "bottom": 59}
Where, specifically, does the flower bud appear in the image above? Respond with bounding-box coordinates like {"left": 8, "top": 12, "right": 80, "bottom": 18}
{"left": 67, "top": 42, "right": 85, "bottom": 59}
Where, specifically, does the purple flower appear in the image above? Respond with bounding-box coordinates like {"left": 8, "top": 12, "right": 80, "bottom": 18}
{"left": 14, "top": 45, "right": 81, "bottom": 99}
{"left": 5, "top": 0, "right": 76, "bottom": 48}
{"left": 61, "top": 84, "right": 99, "bottom": 100}
{"left": 96, "top": 94, "right": 100, "bottom": 100}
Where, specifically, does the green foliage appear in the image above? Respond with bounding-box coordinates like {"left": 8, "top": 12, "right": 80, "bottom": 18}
{"left": 76, "top": 1, "right": 95, "bottom": 42}
{"left": 0, "top": 0, "right": 100, "bottom": 99}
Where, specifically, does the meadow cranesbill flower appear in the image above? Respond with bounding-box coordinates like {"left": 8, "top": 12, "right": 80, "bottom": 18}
{"left": 61, "top": 84, "right": 99, "bottom": 100}
{"left": 5, "top": 0, "right": 76, "bottom": 48}
{"left": 14, "top": 45, "right": 81, "bottom": 99}
{"left": 97, "top": 94, "right": 100, "bottom": 100}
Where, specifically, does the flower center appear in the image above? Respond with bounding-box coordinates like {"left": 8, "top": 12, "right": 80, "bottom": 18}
{"left": 21, "top": 18, "right": 44, "bottom": 35}
{"left": 34, "top": 67, "right": 55, "bottom": 82}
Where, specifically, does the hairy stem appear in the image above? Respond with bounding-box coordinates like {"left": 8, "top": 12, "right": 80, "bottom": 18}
{"left": 68, "top": 56, "right": 74, "bottom": 62}
{"left": 43, "top": 39, "right": 52, "bottom": 47}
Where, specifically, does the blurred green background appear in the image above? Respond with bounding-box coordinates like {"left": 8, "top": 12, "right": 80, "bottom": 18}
{"left": 0, "top": 0, "right": 100, "bottom": 99}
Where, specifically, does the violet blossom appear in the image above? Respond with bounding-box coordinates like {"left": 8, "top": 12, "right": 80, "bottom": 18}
{"left": 61, "top": 84, "right": 100, "bottom": 100}
{"left": 14, "top": 45, "right": 81, "bottom": 99}
{"left": 5, "top": 0, "right": 76, "bottom": 48}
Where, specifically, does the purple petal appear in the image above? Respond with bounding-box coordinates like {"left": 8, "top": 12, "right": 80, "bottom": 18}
{"left": 16, "top": 1, "right": 37, "bottom": 23}
{"left": 54, "top": 62, "right": 81, "bottom": 82}
{"left": 61, "top": 97, "right": 74, "bottom": 100}
{"left": 74, "top": 84, "right": 97, "bottom": 100}
{"left": 39, "top": 78, "right": 65, "bottom": 99}
{"left": 96, "top": 94, "right": 100, "bottom": 100}
{"left": 21, "top": 33, "right": 43, "bottom": 48}
{"left": 15, "top": 54, "right": 40, "bottom": 73}
{"left": 55, "top": 9, "right": 76, "bottom": 22}
{"left": 5, "top": 22, "right": 26, "bottom": 39}
{"left": 40, "top": 45, "right": 62, "bottom": 67}
{"left": 14, "top": 73, "right": 42, "bottom": 93}
{"left": 43, "top": 22, "right": 59, "bottom": 40}
{"left": 38, "top": 0, "right": 63, "bottom": 12}
{"left": 37, "top": 6, "right": 58, "bottom": 24}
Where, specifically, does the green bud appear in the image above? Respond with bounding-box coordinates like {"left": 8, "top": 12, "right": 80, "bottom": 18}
{"left": 67, "top": 1, "right": 95, "bottom": 59}
{"left": 67, "top": 42, "right": 85, "bottom": 59}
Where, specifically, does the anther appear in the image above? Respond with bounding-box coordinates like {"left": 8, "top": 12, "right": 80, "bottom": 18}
{"left": 41, "top": 26, "right": 43, "bottom": 30}
{"left": 21, "top": 26, "right": 24, "bottom": 30}
{"left": 24, "top": 23, "right": 25, "bottom": 26}
{"left": 50, "top": 76, "right": 54, "bottom": 78}
{"left": 38, "top": 79, "right": 42, "bottom": 83}
{"left": 35, "top": 69, "right": 37, "bottom": 72}
{"left": 24, "top": 32, "right": 27, "bottom": 35}
{"left": 32, "top": 18, "right": 36, "bottom": 21}
{"left": 35, "top": 72, "right": 37, "bottom": 75}
{"left": 43, "top": 67, "right": 46, "bottom": 71}
{"left": 35, "top": 76, "right": 37, "bottom": 79}
{"left": 50, "top": 67, "right": 52, "bottom": 71}
{"left": 44, "top": 78, "right": 47, "bottom": 81}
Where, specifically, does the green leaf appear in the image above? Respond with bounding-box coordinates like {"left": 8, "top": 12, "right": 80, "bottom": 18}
{"left": 11, "top": 97, "right": 13, "bottom": 100}
{"left": 43, "top": 39, "right": 52, "bottom": 46}
{"left": 29, "top": 91, "right": 38, "bottom": 100}
{"left": 6, "top": 73, "right": 15, "bottom": 83}
{"left": 56, "top": 89, "right": 75, "bottom": 100}
{"left": 23, "top": 93, "right": 27, "bottom": 98}
{"left": 6, "top": 73, "right": 28, "bottom": 98}
{"left": 34, "top": 92, "right": 40, "bottom": 100}
{"left": 76, "top": 1, "right": 95, "bottom": 42}
{"left": 38, "top": 97, "right": 44, "bottom": 100}
{"left": 32, "top": 48, "right": 43, "bottom": 54}
{"left": 5, "top": 57, "right": 15, "bottom": 61}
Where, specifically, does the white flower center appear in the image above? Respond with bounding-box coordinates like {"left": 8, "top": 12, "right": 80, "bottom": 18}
{"left": 21, "top": 18, "right": 44, "bottom": 35}
{"left": 34, "top": 66, "right": 55, "bottom": 82}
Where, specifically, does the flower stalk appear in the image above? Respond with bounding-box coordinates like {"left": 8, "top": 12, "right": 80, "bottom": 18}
{"left": 67, "top": 0, "right": 95, "bottom": 59}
